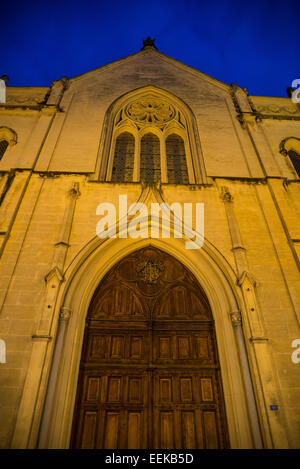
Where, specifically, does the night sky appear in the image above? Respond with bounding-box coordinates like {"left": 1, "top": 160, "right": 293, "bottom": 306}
{"left": 1, "top": 0, "right": 299, "bottom": 96}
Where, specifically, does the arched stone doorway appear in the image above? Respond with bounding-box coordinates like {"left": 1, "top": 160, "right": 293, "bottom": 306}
{"left": 70, "top": 247, "right": 229, "bottom": 449}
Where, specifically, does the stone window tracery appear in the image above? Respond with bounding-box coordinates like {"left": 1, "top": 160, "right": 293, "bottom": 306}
{"left": 125, "top": 98, "right": 176, "bottom": 126}
{"left": 103, "top": 90, "right": 203, "bottom": 184}
{"left": 0, "top": 127, "right": 17, "bottom": 162}
{"left": 279, "top": 137, "right": 300, "bottom": 178}
{"left": 166, "top": 134, "right": 189, "bottom": 184}
{"left": 0, "top": 140, "right": 9, "bottom": 161}
{"left": 111, "top": 132, "right": 135, "bottom": 182}
{"left": 288, "top": 150, "right": 300, "bottom": 177}
{"left": 140, "top": 133, "right": 161, "bottom": 183}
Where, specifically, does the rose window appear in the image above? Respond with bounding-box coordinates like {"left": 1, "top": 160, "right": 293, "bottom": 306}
{"left": 125, "top": 98, "right": 175, "bottom": 125}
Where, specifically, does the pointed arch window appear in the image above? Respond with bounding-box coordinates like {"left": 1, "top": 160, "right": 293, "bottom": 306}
{"left": 166, "top": 133, "right": 189, "bottom": 184}
{"left": 287, "top": 150, "right": 300, "bottom": 177}
{"left": 99, "top": 89, "right": 206, "bottom": 184}
{"left": 0, "top": 140, "right": 9, "bottom": 161}
{"left": 111, "top": 131, "right": 135, "bottom": 182}
{"left": 140, "top": 133, "right": 161, "bottom": 183}
{"left": 0, "top": 127, "right": 17, "bottom": 162}
{"left": 279, "top": 137, "right": 300, "bottom": 178}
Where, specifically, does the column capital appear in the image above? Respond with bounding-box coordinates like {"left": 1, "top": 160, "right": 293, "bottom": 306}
{"left": 59, "top": 306, "right": 72, "bottom": 322}
{"left": 220, "top": 186, "right": 234, "bottom": 203}
{"left": 230, "top": 310, "right": 242, "bottom": 327}
{"left": 68, "top": 181, "right": 80, "bottom": 198}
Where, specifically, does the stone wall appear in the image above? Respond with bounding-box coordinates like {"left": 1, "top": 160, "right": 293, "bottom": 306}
{"left": 0, "top": 48, "right": 299, "bottom": 448}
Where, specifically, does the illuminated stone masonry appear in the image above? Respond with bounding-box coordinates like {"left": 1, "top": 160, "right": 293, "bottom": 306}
{"left": 0, "top": 39, "right": 299, "bottom": 449}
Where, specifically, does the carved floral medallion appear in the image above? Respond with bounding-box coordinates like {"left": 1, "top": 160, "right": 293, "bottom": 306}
{"left": 136, "top": 258, "right": 165, "bottom": 284}
{"left": 125, "top": 97, "right": 176, "bottom": 125}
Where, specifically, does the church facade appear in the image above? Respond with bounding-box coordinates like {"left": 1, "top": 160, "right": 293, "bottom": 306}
{"left": 0, "top": 40, "right": 299, "bottom": 449}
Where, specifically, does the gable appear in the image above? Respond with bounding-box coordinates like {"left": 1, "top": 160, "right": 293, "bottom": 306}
{"left": 68, "top": 50, "right": 230, "bottom": 103}
{"left": 34, "top": 49, "right": 256, "bottom": 179}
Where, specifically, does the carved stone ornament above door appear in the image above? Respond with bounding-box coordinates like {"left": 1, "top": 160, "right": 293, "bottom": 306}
{"left": 136, "top": 258, "right": 165, "bottom": 284}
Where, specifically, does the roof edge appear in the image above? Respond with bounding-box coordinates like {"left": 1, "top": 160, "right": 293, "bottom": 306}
{"left": 69, "top": 47, "right": 230, "bottom": 92}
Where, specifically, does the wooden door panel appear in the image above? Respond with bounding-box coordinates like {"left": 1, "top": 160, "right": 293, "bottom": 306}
{"left": 81, "top": 370, "right": 148, "bottom": 404}
{"left": 180, "top": 377, "right": 194, "bottom": 402}
{"left": 152, "top": 370, "right": 224, "bottom": 448}
{"left": 74, "top": 370, "right": 149, "bottom": 448}
{"left": 102, "top": 411, "right": 120, "bottom": 449}
{"left": 201, "top": 378, "right": 214, "bottom": 401}
{"left": 181, "top": 411, "right": 197, "bottom": 448}
{"left": 85, "top": 376, "right": 101, "bottom": 402}
{"left": 153, "top": 407, "right": 222, "bottom": 449}
{"left": 153, "top": 410, "right": 175, "bottom": 449}
{"left": 154, "top": 372, "right": 219, "bottom": 404}
{"left": 203, "top": 411, "right": 219, "bottom": 449}
{"left": 152, "top": 329, "right": 216, "bottom": 365}
{"left": 98, "top": 409, "right": 148, "bottom": 449}
{"left": 80, "top": 411, "right": 97, "bottom": 449}
{"left": 70, "top": 248, "right": 229, "bottom": 449}
{"left": 86, "top": 330, "right": 149, "bottom": 364}
{"left": 127, "top": 411, "right": 146, "bottom": 449}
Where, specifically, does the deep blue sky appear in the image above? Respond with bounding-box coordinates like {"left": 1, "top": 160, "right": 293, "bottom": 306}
{"left": 1, "top": 0, "right": 299, "bottom": 96}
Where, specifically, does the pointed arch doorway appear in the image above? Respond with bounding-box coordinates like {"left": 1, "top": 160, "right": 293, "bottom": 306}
{"left": 70, "top": 247, "right": 229, "bottom": 449}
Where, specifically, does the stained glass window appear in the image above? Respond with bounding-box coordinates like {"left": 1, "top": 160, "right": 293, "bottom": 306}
{"left": 166, "top": 134, "right": 189, "bottom": 184}
{"left": 140, "top": 133, "right": 161, "bottom": 183}
{"left": 111, "top": 132, "right": 135, "bottom": 182}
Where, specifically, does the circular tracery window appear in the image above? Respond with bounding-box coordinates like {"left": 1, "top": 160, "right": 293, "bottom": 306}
{"left": 125, "top": 97, "right": 176, "bottom": 124}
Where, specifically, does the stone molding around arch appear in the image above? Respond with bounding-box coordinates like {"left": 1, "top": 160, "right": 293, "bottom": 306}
{"left": 279, "top": 136, "right": 300, "bottom": 177}
{"left": 38, "top": 233, "right": 260, "bottom": 449}
{"left": 91, "top": 86, "right": 207, "bottom": 185}
{"left": 70, "top": 246, "right": 231, "bottom": 448}
{"left": 0, "top": 126, "right": 18, "bottom": 146}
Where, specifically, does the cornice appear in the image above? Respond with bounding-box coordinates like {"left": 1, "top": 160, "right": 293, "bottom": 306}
{"left": 0, "top": 103, "right": 63, "bottom": 114}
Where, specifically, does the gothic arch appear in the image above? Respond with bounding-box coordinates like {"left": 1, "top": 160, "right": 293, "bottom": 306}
{"left": 279, "top": 136, "right": 300, "bottom": 156}
{"left": 38, "top": 229, "right": 260, "bottom": 449}
{"left": 69, "top": 246, "right": 230, "bottom": 448}
{"left": 279, "top": 136, "right": 300, "bottom": 177}
{"left": 0, "top": 126, "right": 18, "bottom": 146}
{"left": 93, "top": 86, "right": 207, "bottom": 184}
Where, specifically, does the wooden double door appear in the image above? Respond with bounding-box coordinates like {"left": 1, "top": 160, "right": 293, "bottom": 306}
{"left": 70, "top": 248, "right": 229, "bottom": 449}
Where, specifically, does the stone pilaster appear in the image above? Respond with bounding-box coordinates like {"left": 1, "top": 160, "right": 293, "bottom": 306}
{"left": 11, "top": 182, "right": 80, "bottom": 448}
{"left": 220, "top": 184, "right": 290, "bottom": 448}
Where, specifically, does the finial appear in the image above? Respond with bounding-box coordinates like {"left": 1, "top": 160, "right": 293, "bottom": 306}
{"left": 0, "top": 75, "right": 9, "bottom": 84}
{"left": 141, "top": 37, "right": 158, "bottom": 51}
